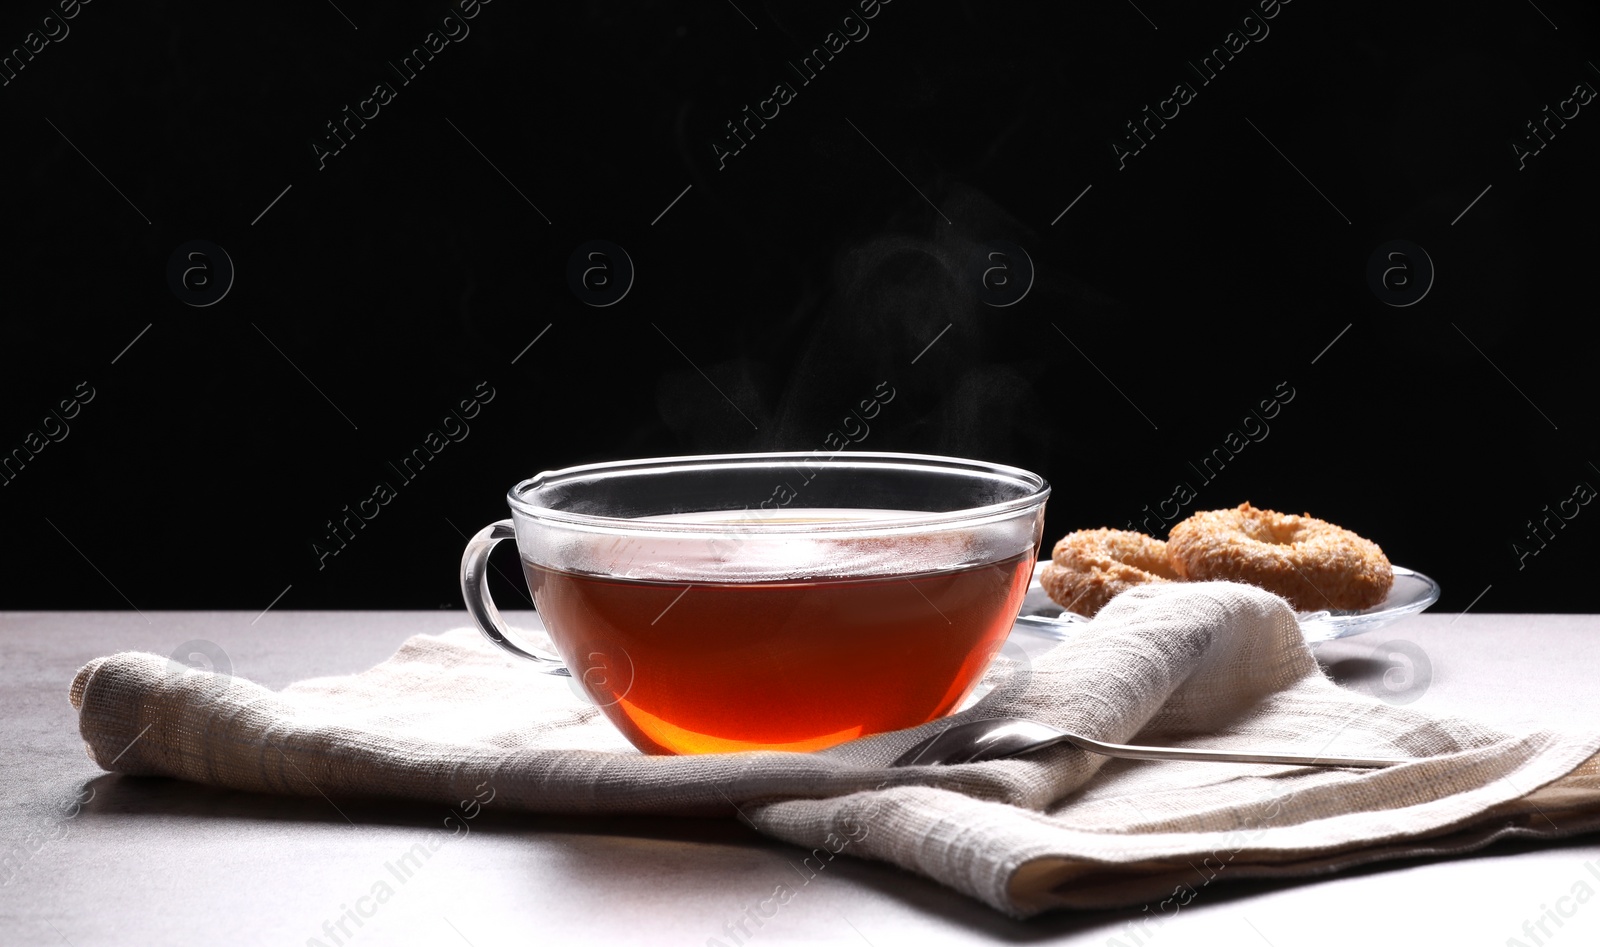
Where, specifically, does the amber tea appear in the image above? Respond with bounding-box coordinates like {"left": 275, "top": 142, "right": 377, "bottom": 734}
{"left": 526, "top": 523, "right": 1032, "bottom": 755}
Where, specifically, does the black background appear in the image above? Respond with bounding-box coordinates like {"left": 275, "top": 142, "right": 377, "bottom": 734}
{"left": 2, "top": 0, "right": 1597, "bottom": 613}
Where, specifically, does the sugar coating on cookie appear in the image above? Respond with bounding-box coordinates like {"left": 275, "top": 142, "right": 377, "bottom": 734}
{"left": 1165, "top": 502, "right": 1393, "bottom": 611}
{"left": 1041, "top": 528, "right": 1180, "bottom": 617}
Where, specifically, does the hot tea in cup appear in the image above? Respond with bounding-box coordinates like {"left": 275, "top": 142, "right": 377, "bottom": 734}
{"left": 460, "top": 453, "right": 1049, "bottom": 755}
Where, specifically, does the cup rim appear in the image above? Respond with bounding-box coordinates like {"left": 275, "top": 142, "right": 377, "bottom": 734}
{"left": 505, "top": 450, "right": 1050, "bottom": 534}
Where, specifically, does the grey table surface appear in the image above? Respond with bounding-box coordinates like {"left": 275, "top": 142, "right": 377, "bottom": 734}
{"left": 3, "top": 609, "right": 1599, "bottom": 946}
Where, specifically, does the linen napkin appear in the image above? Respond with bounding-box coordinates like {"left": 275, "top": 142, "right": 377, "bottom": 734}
{"left": 70, "top": 582, "right": 1600, "bottom": 917}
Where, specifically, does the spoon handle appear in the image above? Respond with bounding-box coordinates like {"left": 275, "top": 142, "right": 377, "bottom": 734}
{"left": 1052, "top": 733, "right": 1408, "bottom": 768}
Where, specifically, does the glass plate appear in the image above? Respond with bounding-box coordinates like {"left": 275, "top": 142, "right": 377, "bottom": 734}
{"left": 1012, "top": 560, "right": 1441, "bottom": 643}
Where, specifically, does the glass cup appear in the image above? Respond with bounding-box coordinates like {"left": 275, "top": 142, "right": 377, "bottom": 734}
{"left": 460, "top": 451, "right": 1049, "bottom": 755}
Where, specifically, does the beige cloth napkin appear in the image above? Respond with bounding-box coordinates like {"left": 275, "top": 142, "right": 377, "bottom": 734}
{"left": 70, "top": 582, "right": 1600, "bottom": 917}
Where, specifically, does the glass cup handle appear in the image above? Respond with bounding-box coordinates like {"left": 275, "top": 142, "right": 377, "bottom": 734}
{"left": 460, "top": 520, "right": 569, "bottom": 676}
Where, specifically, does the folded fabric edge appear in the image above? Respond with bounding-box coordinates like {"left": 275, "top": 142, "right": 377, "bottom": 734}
{"left": 69, "top": 656, "right": 108, "bottom": 711}
{"left": 1008, "top": 803, "right": 1600, "bottom": 920}
{"left": 71, "top": 654, "right": 146, "bottom": 770}
{"left": 1005, "top": 746, "right": 1600, "bottom": 917}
